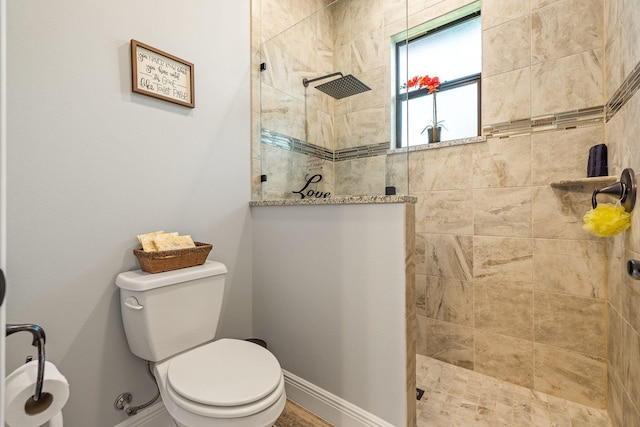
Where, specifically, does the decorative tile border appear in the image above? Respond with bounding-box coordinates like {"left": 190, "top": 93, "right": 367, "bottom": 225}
{"left": 261, "top": 129, "right": 333, "bottom": 161}
{"left": 606, "top": 60, "right": 640, "bottom": 120}
{"left": 334, "top": 142, "right": 389, "bottom": 161}
{"left": 482, "top": 106, "right": 605, "bottom": 139}
{"left": 261, "top": 129, "right": 388, "bottom": 162}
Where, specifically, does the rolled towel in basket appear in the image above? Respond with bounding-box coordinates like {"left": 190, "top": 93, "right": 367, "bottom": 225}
{"left": 153, "top": 233, "right": 196, "bottom": 251}
{"left": 137, "top": 231, "right": 195, "bottom": 251}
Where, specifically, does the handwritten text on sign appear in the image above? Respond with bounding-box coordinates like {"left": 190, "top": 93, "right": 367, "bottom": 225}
{"left": 131, "top": 40, "right": 194, "bottom": 108}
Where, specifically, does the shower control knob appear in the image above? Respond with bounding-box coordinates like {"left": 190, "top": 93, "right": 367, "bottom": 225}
{"left": 627, "top": 259, "right": 640, "bottom": 280}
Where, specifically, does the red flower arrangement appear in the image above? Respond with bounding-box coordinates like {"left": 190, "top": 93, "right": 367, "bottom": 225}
{"left": 406, "top": 75, "right": 440, "bottom": 94}
{"left": 404, "top": 75, "right": 444, "bottom": 140}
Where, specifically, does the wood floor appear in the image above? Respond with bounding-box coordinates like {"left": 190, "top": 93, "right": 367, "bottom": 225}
{"left": 274, "top": 400, "right": 333, "bottom": 427}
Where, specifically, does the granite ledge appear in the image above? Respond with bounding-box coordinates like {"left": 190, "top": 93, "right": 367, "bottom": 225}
{"left": 250, "top": 195, "right": 417, "bottom": 207}
{"left": 387, "top": 136, "right": 486, "bottom": 155}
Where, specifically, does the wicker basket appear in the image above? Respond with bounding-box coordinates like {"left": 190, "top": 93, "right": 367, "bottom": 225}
{"left": 133, "top": 242, "right": 212, "bottom": 273}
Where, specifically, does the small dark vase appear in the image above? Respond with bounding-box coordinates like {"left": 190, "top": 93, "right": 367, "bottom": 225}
{"left": 427, "top": 126, "right": 442, "bottom": 143}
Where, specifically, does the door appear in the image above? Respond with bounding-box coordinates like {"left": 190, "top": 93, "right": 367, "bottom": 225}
{"left": 1, "top": 0, "right": 8, "bottom": 424}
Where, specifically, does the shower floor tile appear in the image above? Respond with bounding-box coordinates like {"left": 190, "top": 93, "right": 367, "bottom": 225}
{"left": 416, "top": 355, "right": 612, "bottom": 427}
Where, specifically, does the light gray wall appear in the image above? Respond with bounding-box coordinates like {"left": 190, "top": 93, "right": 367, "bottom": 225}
{"left": 252, "top": 203, "right": 408, "bottom": 426}
{"left": 5, "top": 1, "right": 251, "bottom": 426}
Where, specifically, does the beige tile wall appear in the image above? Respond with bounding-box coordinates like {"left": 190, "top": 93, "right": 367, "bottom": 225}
{"left": 605, "top": 0, "right": 640, "bottom": 424}
{"left": 414, "top": 0, "right": 611, "bottom": 410}
{"left": 252, "top": 0, "right": 640, "bottom": 416}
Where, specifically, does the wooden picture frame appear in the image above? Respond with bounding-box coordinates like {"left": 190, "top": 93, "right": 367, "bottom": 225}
{"left": 130, "top": 39, "right": 195, "bottom": 108}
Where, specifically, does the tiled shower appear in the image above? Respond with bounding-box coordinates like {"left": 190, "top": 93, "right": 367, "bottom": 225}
{"left": 251, "top": 0, "right": 640, "bottom": 424}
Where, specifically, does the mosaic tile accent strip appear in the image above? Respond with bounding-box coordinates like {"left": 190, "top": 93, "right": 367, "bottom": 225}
{"left": 482, "top": 107, "right": 605, "bottom": 139}
{"left": 261, "top": 129, "right": 388, "bottom": 162}
{"left": 261, "top": 129, "right": 333, "bottom": 161}
{"left": 606, "top": 59, "right": 640, "bottom": 120}
{"left": 334, "top": 142, "right": 389, "bottom": 162}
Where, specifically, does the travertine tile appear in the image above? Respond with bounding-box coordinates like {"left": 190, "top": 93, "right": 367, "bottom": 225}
{"left": 531, "top": 126, "right": 605, "bottom": 186}
{"left": 531, "top": 0, "right": 602, "bottom": 64}
{"left": 260, "top": 84, "right": 306, "bottom": 141}
{"left": 533, "top": 238, "right": 605, "bottom": 299}
{"left": 416, "top": 355, "right": 611, "bottom": 426}
{"left": 351, "top": 29, "right": 386, "bottom": 75}
{"left": 348, "top": 65, "right": 388, "bottom": 113}
{"left": 623, "top": 248, "right": 640, "bottom": 334}
{"left": 622, "top": 319, "right": 640, "bottom": 414}
{"left": 414, "top": 191, "right": 473, "bottom": 235}
{"left": 415, "top": 232, "right": 426, "bottom": 275}
{"left": 385, "top": 152, "right": 409, "bottom": 194}
{"left": 481, "top": 0, "right": 531, "bottom": 29}
{"left": 346, "top": 0, "right": 384, "bottom": 37}
{"left": 306, "top": 108, "right": 334, "bottom": 149}
{"left": 482, "top": 67, "right": 531, "bottom": 124}
{"left": 534, "top": 344, "right": 606, "bottom": 409}
{"left": 482, "top": 15, "right": 531, "bottom": 77}
{"left": 425, "top": 234, "right": 473, "bottom": 281}
{"left": 417, "top": 314, "right": 427, "bottom": 356}
{"left": 473, "top": 187, "right": 532, "bottom": 238}
{"left": 415, "top": 273, "right": 426, "bottom": 317}
{"left": 531, "top": 50, "right": 603, "bottom": 117}
{"left": 333, "top": 156, "right": 386, "bottom": 196}
{"left": 424, "top": 318, "right": 474, "bottom": 370}
{"left": 334, "top": 106, "right": 387, "bottom": 148}
{"left": 473, "top": 236, "right": 533, "bottom": 289}
{"left": 409, "top": 145, "right": 473, "bottom": 191}
{"left": 472, "top": 135, "right": 531, "bottom": 188}
{"left": 533, "top": 291, "right": 606, "bottom": 358}
{"left": 532, "top": 185, "right": 598, "bottom": 240}
{"left": 475, "top": 330, "right": 534, "bottom": 388}
{"left": 424, "top": 277, "right": 473, "bottom": 327}
{"left": 474, "top": 283, "right": 533, "bottom": 340}
{"left": 609, "top": 301, "right": 625, "bottom": 384}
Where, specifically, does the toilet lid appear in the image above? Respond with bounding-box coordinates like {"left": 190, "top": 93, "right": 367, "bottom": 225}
{"left": 167, "top": 339, "right": 282, "bottom": 407}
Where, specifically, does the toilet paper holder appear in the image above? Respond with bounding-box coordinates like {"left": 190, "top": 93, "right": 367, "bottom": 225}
{"left": 5, "top": 323, "right": 47, "bottom": 403}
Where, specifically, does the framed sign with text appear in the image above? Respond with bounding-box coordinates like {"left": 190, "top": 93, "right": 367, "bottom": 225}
{"left": 131, "top": 39, "right": 195, "bottom": 108}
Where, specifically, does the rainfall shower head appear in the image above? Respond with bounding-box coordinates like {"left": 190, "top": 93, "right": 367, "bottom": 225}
{"left": 302, "top": 72, "right": 371, "bottom": 99}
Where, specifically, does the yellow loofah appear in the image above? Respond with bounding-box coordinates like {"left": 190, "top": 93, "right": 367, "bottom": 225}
{"left": 583, "top": 203, "right": 631, "bottom": 237}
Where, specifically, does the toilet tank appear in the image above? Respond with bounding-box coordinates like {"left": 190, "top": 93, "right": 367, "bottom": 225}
{"left": 116, "top": 261, "right": 227, "bottom": 362}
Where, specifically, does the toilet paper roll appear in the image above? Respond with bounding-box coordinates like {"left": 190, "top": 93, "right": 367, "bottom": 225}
{"left": 5, "top": 360, "right": 69, "bottom": 427}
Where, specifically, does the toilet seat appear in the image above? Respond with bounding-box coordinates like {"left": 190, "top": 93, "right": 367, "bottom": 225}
{"left": 166, "top": 372, "right": 285, "bottom": 418}
{"left": 164, "top": 339, "right": 284, "bottom": 418}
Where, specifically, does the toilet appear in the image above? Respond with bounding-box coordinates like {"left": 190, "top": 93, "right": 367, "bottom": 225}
{"left": 116, "top": 261, "right": 286, "bottom": 427}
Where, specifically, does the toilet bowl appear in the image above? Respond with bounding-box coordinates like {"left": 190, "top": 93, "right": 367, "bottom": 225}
{"left": 116, "top": 261, "right": 286, "bottom": 426}
{"left": 155, "top": 339, "right": 286, "bottom": 427}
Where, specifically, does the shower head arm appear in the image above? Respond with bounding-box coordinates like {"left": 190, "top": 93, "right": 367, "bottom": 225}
{"left": 303, "top": 72, "right": 344, "bottom": 88}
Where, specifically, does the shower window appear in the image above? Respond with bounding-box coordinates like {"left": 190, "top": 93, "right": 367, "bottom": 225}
{"left": 396, "top": 11, "right": 481, "bottom": 147}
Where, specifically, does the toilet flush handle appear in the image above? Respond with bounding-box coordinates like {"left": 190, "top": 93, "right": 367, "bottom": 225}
{"left": 124, "top": 297, "right": 144, "bottom": 310}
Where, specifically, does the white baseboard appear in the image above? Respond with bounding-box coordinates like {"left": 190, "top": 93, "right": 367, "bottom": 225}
{"left": 113, "top": 401, "right": 172, "bottom": 427}
{"left": 113, "top": 372, "right": 395, "bottom": 427}
{"left": 282, "top": 370, "right": 395, "bottom": 427}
